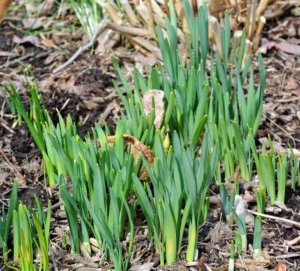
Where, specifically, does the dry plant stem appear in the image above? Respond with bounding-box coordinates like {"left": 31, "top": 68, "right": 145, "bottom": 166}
{"left": 129, "top": 38, "right": 153, "bottom": 56}
{"left": 246, "top": 0, "right": 257, "bottom": 39}
{"left": 105, "top": 22, "right": 152, "bottom": 36}
{"left": 163, "top": 0, "right": 170, "bottom": 18}
{"left": 95, "top": 0, "right": 122, "bottom": 24}
{"left": 277, "top": 96, "right": 300, "bottom": 103}
{"left": 247, "top": 209, "right": 300, "bottom": 227}
{"left": 244, "top": 4, "right": 251, "bottom": 36}
{"left": 0, "top": 52, "right": 35, "bottom": 69}
{"left": 49, "top": 249, "right": 59, "bottom": 271}
{"left": 256, "top": 0, "right": 269, "bottom": 18}
{"left": 210, "top": 0, "right": 221, "bottom": 19}
{"left": 263, "top": 114, "right": 298, "bottom": 146}
{"left": 127, "top": 35, "right": 162, "bottom": 60}
{"left": 174, "top": 0, "right": 189, "bottom": 35}
{"left": 264, "top": 8, "right": 285, "bottom": 20}
{"left": 153, "top": 14, "right": 186, "bottom": 42}
{"left": 253, "top": 16, "right": 266, "bottom": 52}
{"left": 136, "top": 5, "right": 150, "bottom": 26}
{"left": 191, "top": 0, "right": 198, "bottom": 16}
{"left": 242, "top": 39, "right": 252, "bottom": 69}
{"left": 0, "top": 150, "right": 26, "bottom": 185}
{"left": 43, "top": 201, "right": 63, "bottom": 213}
{"left": 209, "top": 16, "right": 223, "bottom": 60}
{"left": 151, "top": 0, "right": 164, "bottom": 18}
{"left": 53, "top": 14, "right": 108, "bottom": 74}
{"left": 145, "top": 0, "right": 156, "bottom": 36}
{"left": 0, "top": 118, "right": 14, "bottom": 133}
{"left": 121, "top": 0, "right": 139, "bottom": 24}
{"left": 236, "top": 0, "right": 242, "bottom": 21}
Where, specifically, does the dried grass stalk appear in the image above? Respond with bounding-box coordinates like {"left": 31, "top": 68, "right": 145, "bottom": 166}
{"left": 105, "top": 22, "right": 152, "bottom": 36}
{"left": 209, "top": 15, "right": 223, "bottom": 60}
{"left": 242, "top": 39, "right": 252, "bottom": 69}
{"left": 174, "top": 0, "right": 189, "bottom": 35}
{"left": 233, "top": 30, "right": 242, "bottom": 59}
{"left": 145, "top": 0, "right": 156, "bottom": 36}
{"left": 120, "top": 0, "right": 139, "bottom": 24}
{"left": 256, "top": 0, "right": 269, "bottom": 18}
{"left": 95, "top": 0, "right": 122, "bottom": 24}
{"left": 136, "top": 5, "right": 150, "bottom": 26}
{"left": 164, "top": 0, "right": 170, "bottom": 18}
{"left": 151, "top": 0, "right": 164, "bottom": 18}
{"left": 127, "top": 35, "right": 162, "bottom": 60}
{"left": 246, "top": 0, "right": 257, "bottom": 39}
{"left": 253, "top": 16, "right": 266, "bottom": 52}
{"left": 210, "top": 0, "right": 221, "bottom": 19}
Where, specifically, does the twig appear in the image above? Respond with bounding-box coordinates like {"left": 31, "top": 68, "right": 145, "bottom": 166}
{"left": 121, "top": 0, "right": 139, "bottom": 24}
{"left": 96, "top": 0, "right": 122, "bottom": 24}
{"left": 0, "top": 52, "right": 35, "bottom": 69}
{"left": 105, "top": 22, "right": 152, "bottom": 36}
{"left": 277, "top": 96, "right": 300, "bottom": 103}
{"left": 247, "top": 209, "right": 300, "bottom": 227}
{"left": 43, "top": 200, "right": 63, "bottom": 213}
{"left": 53, "top": 14, "right": 108, "bottom": 74}
{"left": 253, "top": 16, "right": 266, "bottom": 52}
{"left": 146, "top": 0, "right": 156, "bottom": 36}
{"left": 49, "top": 249, "right": 59, "bottom": 271}
{"left": 0, "top": 150, "right": 26, "bottom": 185}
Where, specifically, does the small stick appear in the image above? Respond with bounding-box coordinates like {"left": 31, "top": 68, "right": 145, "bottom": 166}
{"left": 145, "top": 0, "right": 156, "bottom": 36}
{"left": 0, "top": 52, "right": 35, "bottom": 69}
{"left": 53, "top": 14, "right": 108, "bottom": 74}
{"left": 164, "top": 0, "right": 170, "bottom": 19}
{"left": 242, "top": 39, "right": 252, "bottom": 69}
{"left": 49, "top": 249, "right": 59, "bottom": 271}
{"left": 256, "top": 0, "right": 269, "bottom": 19}
{"left": 43, "top": 200, "right": 63, "bottom": 213}
{"left": 95, "top": 0, "right": 122, "bottom": 24}
{"left": 247, "top": 0, "right": 257, "bottom": 39}
{"left": 253, "top": 16, "right": 266, "bottom": 52}
{"left": 120, "top": 0, "right": 139, "bottom": 24}
{"left": 128, "top": 35, "right": 162, "bottom": 60}
{"left": 105, "top": 22, "right": 152, "bottom": 36}
{"left": 247, "top": 209, "right": 300, "bottom": 227}
{"left": 0, "top": 150, "right": 26, "bottom": 185}
{"left": 209, "top": 16, "right": 223, "bottom": 60}
{"left": 151, "top": 0, "right": 164, "bottom": 18}
{"left": 136, "top": 5, "right": 150, "bottom": 26}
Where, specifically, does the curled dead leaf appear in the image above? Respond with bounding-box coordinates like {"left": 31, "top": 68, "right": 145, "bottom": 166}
{"left": 106, "top": 133, "right": 154, "bottom": 180}
{"left": 272, "top": 263, "right": 286, "bottom": 271}
{"left": 142, "top": 89, "right": 164, "bottom": 129}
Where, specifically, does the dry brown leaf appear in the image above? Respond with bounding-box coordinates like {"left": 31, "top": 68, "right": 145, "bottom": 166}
{"left": 133, "top": 52, "right": 157, "bottom": 67}
{"left": 142, "top": 89, "right": 164, "bottom": 129}
{"left": 25, "top": 0, "right": 54, "bottom": 15}
{"left": 13, "top": 35, "right": 44, "bottom": 49}
{"left": 106, "top": 134, "right": 154, "bottom": 180}
{"left": 41, "top": 38, "right": 55, "bottom": 47}
{"left": 274, "top": 219, "right": 293, "bottom": 229}
{"left": 22, "top": 17, "right": 45, "bottom": 29}
{"left": 271, "top": 263, "right": 286, "bottom": 271}
{"left": 263, "top": 41, "right": 300, "bottom": 55}
{"left": 286, "top": 76, "right": 299, "bottom": 92}
{"left": 285, "top": 76, "right": 300, "bottom": 96}
{"left": 96, "top": 29, "right": 120, "bottom": 54}
{"left": 56, "top": 75, "right": 76, "bottom": 91}
{"left": 44, "top": 51, "right": 60, "bottom": 65}
{"left": 0, "top": 0, "right": 12, "bottom": 23}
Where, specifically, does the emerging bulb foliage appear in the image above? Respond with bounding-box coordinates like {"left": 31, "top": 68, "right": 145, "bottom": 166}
{"left": 163, "top": 133, "right": 170, "bottom": 153}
